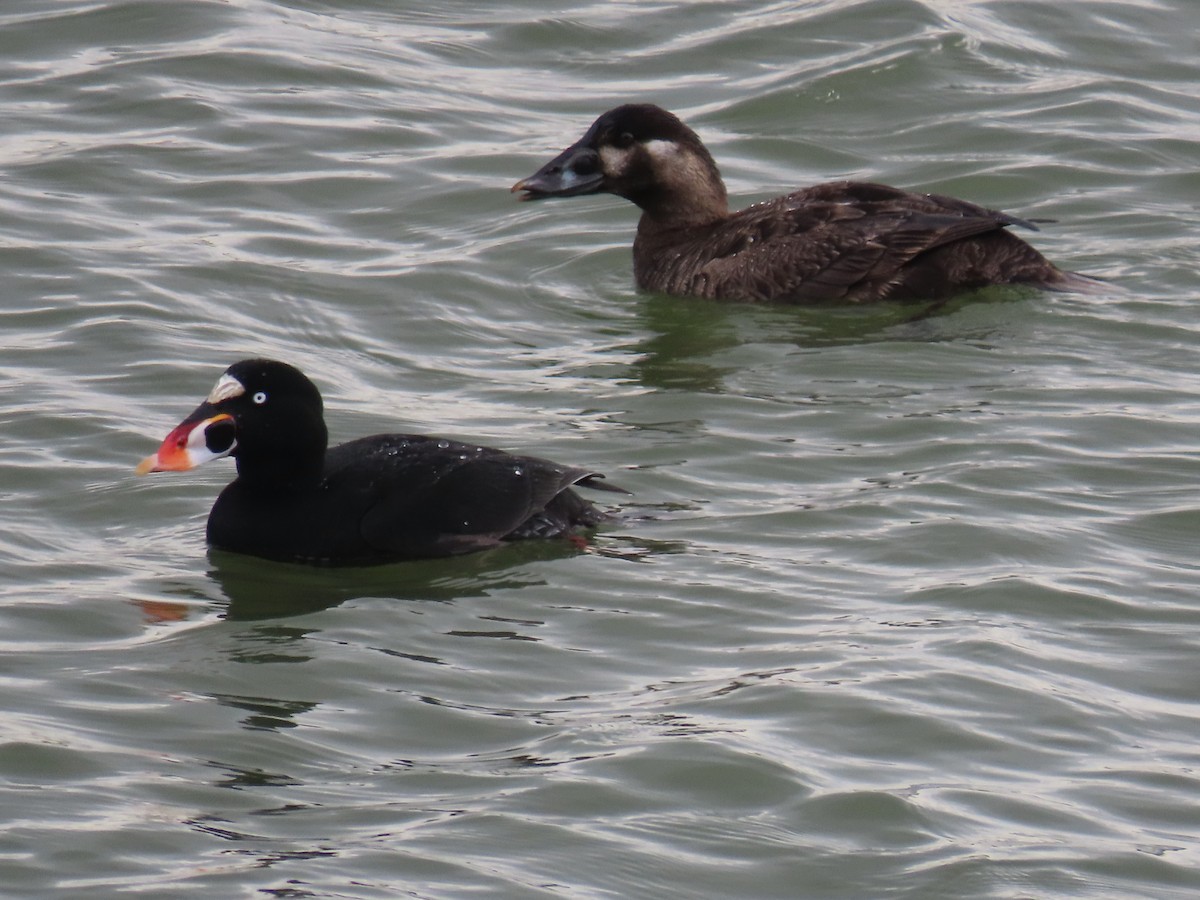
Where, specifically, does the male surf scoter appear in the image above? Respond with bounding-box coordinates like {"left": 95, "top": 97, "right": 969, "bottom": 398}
{"left": 136, "top": 359, "right": 624, "bottom": 565}
{"left": 513, "top": 103, "right": 1100, "bottom": 304}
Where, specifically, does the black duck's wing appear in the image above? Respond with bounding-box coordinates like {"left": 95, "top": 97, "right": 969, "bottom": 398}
{"left": 347, "top": 437, "right": 616, "bottom": 557}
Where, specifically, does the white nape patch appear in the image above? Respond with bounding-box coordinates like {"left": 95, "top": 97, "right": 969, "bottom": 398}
{"left": 643, "top": 139, "right": 679, "bottom": 161}
{"left": 207, "top": 373, "right": 245, "bottom": 404}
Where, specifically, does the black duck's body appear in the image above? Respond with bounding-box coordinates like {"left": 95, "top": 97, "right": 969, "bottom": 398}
{"left": 206, "top": 434, "right": 613, "bottom": 565}
{"left": 138, "top": 360, "right": 622, "bottom": 566}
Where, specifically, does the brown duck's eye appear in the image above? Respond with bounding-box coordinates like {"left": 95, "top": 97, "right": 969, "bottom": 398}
{"left": 612, "top": 131, "right": 635, "bottom": 149}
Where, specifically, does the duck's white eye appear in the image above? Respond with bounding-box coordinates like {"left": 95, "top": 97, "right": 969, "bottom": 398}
{"left": 252, "top": 391, "right": 268, "bottom": 405}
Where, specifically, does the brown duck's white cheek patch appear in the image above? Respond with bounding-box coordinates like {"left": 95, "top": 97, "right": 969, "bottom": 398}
{"left": 599, "top": 144, "right": 637, "bottom": 177}
{"left": 600, "top": 141, "right": 667, "bottom": 178}
{"left": 600, "top": 140, "right": 680, "bottom": 179}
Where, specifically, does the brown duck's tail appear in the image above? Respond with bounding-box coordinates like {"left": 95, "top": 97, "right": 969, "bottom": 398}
{"left": 1043, "top": 270, "right": 1121, "bottom": 294}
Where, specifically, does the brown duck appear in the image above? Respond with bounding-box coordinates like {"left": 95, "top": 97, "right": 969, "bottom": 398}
{"left": 513, "top": 104, "right": 1101, "bottom": 304}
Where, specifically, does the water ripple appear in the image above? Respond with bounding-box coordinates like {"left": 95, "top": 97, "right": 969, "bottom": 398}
{"left": 2, "top": 0, "right": 1200, "bottom": 897}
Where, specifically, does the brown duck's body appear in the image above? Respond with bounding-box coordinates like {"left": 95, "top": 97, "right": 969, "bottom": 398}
{"left": 514, "top": 104, "right": 1103, "bottom": 305}
{"left": 633, "top": 180, "right": 1083, "bottom": 304}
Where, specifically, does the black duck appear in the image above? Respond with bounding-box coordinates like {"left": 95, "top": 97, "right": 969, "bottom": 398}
{"left": 137, "top": 359, "right": 624, "bottom": 565}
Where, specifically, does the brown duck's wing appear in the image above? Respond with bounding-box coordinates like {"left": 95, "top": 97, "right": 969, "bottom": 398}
{"left": 784, "top": 181, "right": 1039, "bottom": 230}
{"left": 683, "top": 182, "right": 1032, "bottom": 303}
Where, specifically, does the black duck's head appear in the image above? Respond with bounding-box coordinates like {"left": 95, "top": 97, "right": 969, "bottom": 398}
{"left": 137, "top": 359, "right": 328, "bottom": 481}
{"left": 512, "top": 104, "right": 726, "bottom": 217}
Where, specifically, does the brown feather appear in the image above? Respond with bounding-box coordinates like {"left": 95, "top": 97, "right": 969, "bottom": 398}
{"left": 514, "top": 105, "right": 1105, "bottom": 304}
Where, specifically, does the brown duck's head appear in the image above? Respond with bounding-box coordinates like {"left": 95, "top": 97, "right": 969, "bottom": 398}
{"left": 512, "top": 104, "right": 727, "bottom": 218}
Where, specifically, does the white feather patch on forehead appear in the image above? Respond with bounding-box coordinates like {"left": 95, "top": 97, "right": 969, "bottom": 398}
{"left": 207, "top": 372, "right": 245, "bottom": 404}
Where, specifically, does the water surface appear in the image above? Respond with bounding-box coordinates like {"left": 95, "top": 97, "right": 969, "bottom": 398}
{"left": 1, "top": 1, "right": 1198, "bottom": 897}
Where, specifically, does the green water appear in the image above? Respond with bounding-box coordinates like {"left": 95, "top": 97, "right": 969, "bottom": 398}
{"left": 1, "top": 1, "right": 1198, "bottom": 897}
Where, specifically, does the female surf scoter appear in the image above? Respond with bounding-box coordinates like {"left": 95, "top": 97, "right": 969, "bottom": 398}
{"left": 513, "top": 103, "right": 1099, "bottom": 304}
{"left": 136, "top": 359, "right": 624, "bottom": 565}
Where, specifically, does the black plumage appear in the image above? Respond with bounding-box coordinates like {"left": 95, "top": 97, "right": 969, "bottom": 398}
{"left": 136, "top": 359, "right": 623, "bottom": 565}
{"left": 513, "top": 103, "right": 1101, "bottom": 304}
